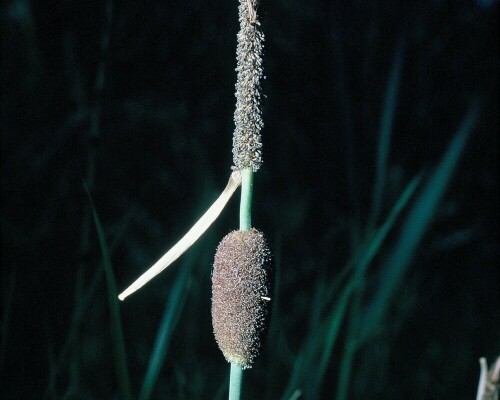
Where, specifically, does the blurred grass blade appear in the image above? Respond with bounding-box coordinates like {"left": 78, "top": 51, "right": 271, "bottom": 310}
{"left": 288, "top": 389, "right": 302, "bottom": 400}
{"left": 283, "top": 173, "right": 422, "bottom": 399}
{"left": 360, "top": 101, "right": 480, "bottom": 342}
{"left": 45, "top": 267, "right": 103, "bottom": 397}
{"left": 281, "top": 279, "right": 355, "bottom": 400}
{"left": 280, "top": 346, "right": 308, "bottom": 400}
{"left": 310, "top": 173, "right": 422, "bottom": 397}
{"left": 316, "top": 279, "right": 357, "bottom": 386}
{"left": 46, "top": 205, "right": 135, "bottom": 394}
{"left": 138, "top": 252, "right": 195, "bottom": 400}
{"left": 356, "top": 173, "right": 421, "bottom": 280}
{"left": 85, "top": 184, "right": 133, "bottom": 400}
{"left": 369, "top": 38, "right": 405, "bottom": 229}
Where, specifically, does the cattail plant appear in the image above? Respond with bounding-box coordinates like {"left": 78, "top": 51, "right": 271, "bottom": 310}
{"left": 118, "top": 0, "right": 270, "bottom": 398}
{"left": 214, "top": 1, "right": 269, "bottom": 397}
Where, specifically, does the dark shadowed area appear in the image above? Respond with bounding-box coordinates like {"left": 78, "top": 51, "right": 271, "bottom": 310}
{"left": 1, "top": 0, "right": 498, "bottom": 399}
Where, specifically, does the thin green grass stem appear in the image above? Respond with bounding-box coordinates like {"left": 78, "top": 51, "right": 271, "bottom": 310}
{"left": 239, "top": 168, "right": 254, "bottom": 231}
{"left": 283, "top": 173, "right": 422, "bottom": 400}
{"left": 360, "top": 101, "right": 479, "bottom": 343}
{"left": 228, "top": 168, "right": 254, "bottom": 399}
{"left": 368, "top": 38, "right": 404, "bottom": 231}
{"left": 85, "top": 184, "right": 133, "bottom": 400}
{"left": 229, "top": 363, "right": 243, "bottom": 400}
{"left": 334, "top": 282, "right": 363, "bottom": 400}
{"left": 46, "top": 209, "right": 133, "bottom": 397}
{"left": 335, "top": 338, "right": 357, "bottom": 400}
{"left": 138, "top": 253, "right": 195, "bottom": 400}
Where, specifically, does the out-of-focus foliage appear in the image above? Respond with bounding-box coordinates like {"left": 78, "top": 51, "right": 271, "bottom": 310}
{"left": 1, "top": 0, "right": 498, "bottom": 399}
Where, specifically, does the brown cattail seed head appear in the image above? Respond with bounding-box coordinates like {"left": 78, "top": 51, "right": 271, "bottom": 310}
{"left": 232, "top": 0, "right": 265, "bottom": 172}
{"left": 211, "top": 228, "right": 271, "bottom": 368}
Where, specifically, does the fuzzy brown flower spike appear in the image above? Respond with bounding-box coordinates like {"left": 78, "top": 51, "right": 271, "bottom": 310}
{"left": 211, "top": 228, "right": 271, "bottom": 368}
{"left": 232, "top": 0, "right": 265, "bottom": 172}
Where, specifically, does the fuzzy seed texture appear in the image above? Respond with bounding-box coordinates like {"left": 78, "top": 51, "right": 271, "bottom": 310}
{"left": 232, "top": 0, "right": 265, "bottom": 172}
{"left": 211, "top": 228, "right": 271, "bottom": 368}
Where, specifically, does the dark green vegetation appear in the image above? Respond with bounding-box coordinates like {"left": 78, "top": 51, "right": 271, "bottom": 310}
{"left": 1, "top": 0, "right": 498, "bottom": 399}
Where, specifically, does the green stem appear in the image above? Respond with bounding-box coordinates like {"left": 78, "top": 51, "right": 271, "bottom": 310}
{"left": 239, "top": 168, "right": 254, "bottom": 231}
{"left": 228, "top": 168, "right": 254, "bottom": 400}
{"left": 229, "top": 363, "right": 243, "bottom": 400}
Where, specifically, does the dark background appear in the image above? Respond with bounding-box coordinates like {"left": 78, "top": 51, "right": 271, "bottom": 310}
{"left": 1, "top": 0, "right": 498, "bottom": 399}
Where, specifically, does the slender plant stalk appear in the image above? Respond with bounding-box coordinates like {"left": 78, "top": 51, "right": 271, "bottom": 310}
{"left": 367, "top": 38, "right": 404, "bottom": 231}
{"left": 228, "top": 167, "right": 254, "bottom": 399}
{"left": 240, "top": 168, "right": 254, "bottom": 231}
{"left": 229, "top": 363, "right": 243, "bottom": 400}
{"left": 85, "top": 186, "right": 133, "bottom": 400}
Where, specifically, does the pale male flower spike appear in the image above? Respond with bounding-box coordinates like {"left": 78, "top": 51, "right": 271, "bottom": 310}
{"left": 118, "top": 169, "right": 242, "bottom": 301}
{"left": 232, "top": 0, "right": 265, "bottom": 172}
